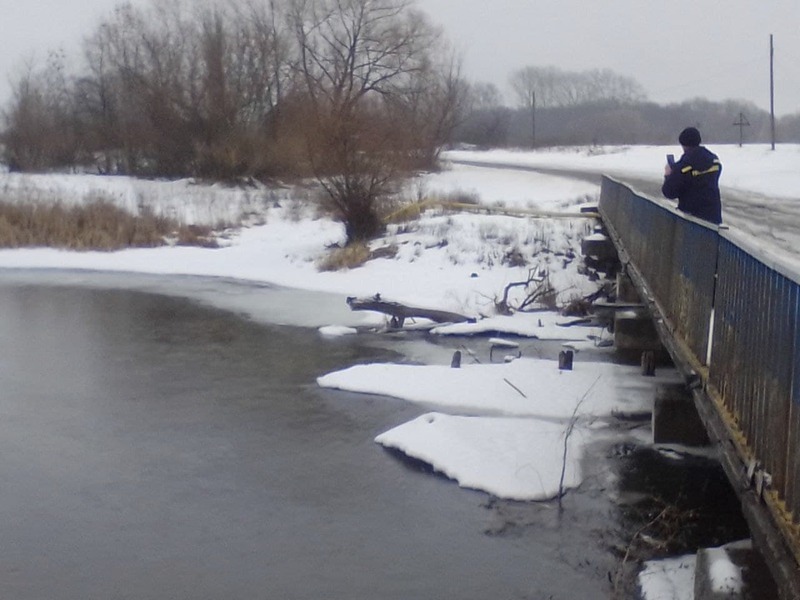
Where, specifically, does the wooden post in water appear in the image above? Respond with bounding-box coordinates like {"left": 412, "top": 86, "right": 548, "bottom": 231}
{"left": 641, "top": 350, "right": 656, "bottom": 376}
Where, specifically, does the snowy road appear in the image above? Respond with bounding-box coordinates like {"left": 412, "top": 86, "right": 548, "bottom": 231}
{"left": 448, "top": 158, "right": 800, "bottom": 265}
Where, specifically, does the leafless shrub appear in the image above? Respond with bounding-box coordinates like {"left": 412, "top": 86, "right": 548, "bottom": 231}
{"left": 441, "top": 190, "right": 481, "bottom": 206}
{"left": 502, "top": 245, "right": 527, "bottom": 268}
{"left": 611, "top": 499, "right": 701, "bottom": 599}
{"left": 175, "top": 224, "right": 218, "bottom": 248}
{"left": 558, "top": 377, "right": 600, "bottom": 510}
{"left": 495, "top": 268, "right": 557, "bottom": 314}
{"left": 317, "top": 243, "right": 371, "bottom": 271}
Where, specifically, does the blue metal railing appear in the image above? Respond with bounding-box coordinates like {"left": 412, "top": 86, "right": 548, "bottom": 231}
{"left": 710, "top": 232, "right": 800, "bottom": 508}
{"left": 599, "top": 176, "right": 800, "bottom": 529}
{"left": 599, "top": 178, "right": 718, "bottom": 362}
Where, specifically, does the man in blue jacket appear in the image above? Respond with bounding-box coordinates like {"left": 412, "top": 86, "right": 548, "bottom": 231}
{"left": 662, "top": 127, "right": 722, "bottom": 224}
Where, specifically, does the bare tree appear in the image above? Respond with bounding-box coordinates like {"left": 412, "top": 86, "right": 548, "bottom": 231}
{"left": 227, "top": 0, "right": 300, "bottom": 176}
{"left": 236, "top": 0, "right": 294, "bottom": 134}
{"left": 2, "top": 51, "right": 80, "bottom": 171}
{"left": 79, "top": 22, "right": 125, "bottom": 173}
{"left": 289, "top": 0, "right": 449, "bottom": 243}
{"left": 470, "top": 82, "right": 503, "bottom": 110}
{"left": 388, "top": 47, "right": 470, "bottom": 167}
{"left": 80, "top": 4, "right": 154, "bottom": 174}
{"left": 80, "top": 1, "right": 196, "bottom": 176}
{"left": 512, "top": 65, "right": 646, "bottom": 112}
{"left": 555, "top": 68, "right": 646, "bottom": 107}
{"left": 455, "top": 81, "right": 510, "bottom": 147}
{"left": 2, "top": 62, "right": 49, "bottom": 170}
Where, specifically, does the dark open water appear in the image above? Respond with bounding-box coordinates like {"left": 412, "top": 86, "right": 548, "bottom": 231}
{"left": 0, "top": 274, "right": 750, "bottom": 599}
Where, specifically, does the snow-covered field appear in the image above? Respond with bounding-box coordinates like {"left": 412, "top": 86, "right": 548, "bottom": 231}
{"left": 4, "top": 144, "right": 797, "bottom": 598}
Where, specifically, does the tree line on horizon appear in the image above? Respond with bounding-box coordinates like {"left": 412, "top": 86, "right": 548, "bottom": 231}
{"left": 459, "top": 65, "right": 800, "bottom": 148}
{"left": 457, "top": 94, "right": 800, "bottom": 149}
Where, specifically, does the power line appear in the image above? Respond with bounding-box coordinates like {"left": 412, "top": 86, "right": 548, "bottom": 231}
{"left": 770, "top": 34, "right": 775, "bottom": 150}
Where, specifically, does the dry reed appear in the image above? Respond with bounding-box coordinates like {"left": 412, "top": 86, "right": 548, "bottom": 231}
{"left": 0, "top": 200, "right": 217, "bottom": 250}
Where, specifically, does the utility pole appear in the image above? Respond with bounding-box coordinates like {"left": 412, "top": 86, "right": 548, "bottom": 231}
{"left": 733, "top": 113, "right": 750, "bottom": 147}
{"left": 770, "top": 34, "right": 776, "bottom": 150}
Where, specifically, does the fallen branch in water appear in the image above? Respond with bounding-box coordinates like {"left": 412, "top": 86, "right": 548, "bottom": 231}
{"left": 346, "top": 295, "right": 473, "bottom": 329}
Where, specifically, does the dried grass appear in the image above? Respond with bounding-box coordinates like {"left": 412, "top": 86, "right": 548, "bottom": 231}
{"left": 317, "top": 243, "right": 371, "bottom": 271}
{"left": 0, "top": 200, "right": 217, "bottom": 250}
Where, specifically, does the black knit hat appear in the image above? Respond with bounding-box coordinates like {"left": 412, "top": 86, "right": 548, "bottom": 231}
{"left": 679, "top": 127, "right": 702, "bottom": 147}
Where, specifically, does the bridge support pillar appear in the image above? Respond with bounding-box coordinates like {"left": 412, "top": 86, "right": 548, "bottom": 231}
{"left": 616, "top": 271, "right": 640, "bottom": 303}
{"left": 613, "top": 271, "right": 664, "bottom": 353}
{"left": 653, "top": 383, "right": 709, "bottom": 446}
{"left": 614, "top": 313, "right": 661, "bottom": 352}
{"left": 581, "top": 233, "right": 617, "bottom": 262}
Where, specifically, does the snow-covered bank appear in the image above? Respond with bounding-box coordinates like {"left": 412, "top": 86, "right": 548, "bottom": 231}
{"left": 0, "top": 165, "right": 600, "bottom": 315}
{"left": 0, "top": 171, "right": 286, "bottom": 225}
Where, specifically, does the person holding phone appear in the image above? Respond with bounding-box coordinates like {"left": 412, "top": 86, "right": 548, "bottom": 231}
{"left": 662, "top": 127, "right": 722, "bottom": 225}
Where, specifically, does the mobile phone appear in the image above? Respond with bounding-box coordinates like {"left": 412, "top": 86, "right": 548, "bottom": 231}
{"left": 666, "top": 154, "right": 675, "bottom": 166}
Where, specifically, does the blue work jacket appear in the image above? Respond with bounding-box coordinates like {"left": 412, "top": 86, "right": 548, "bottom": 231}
{"left": 662, "top": 146, "right": 722, "bottom": 225}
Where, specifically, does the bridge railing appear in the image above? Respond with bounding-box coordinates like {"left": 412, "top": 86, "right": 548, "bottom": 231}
{"left": 599, "top": 176, "right": 800, "bottom": 547}
{"left": 710, "top": 232, "right": 800, "bottom": 512}
{"left": 599, "top": 178, "right": 719, "bottom": 363}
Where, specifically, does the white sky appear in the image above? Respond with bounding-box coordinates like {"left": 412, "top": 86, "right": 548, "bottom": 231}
{"left": 1, "top": 0, "right": 799, "bottom": 115}
{"left": 419, "top": 0, "right": 800, "bottom": 114}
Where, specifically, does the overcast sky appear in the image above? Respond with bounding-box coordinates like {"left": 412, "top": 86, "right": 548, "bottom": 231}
{"left": 1, "top": 0, "right": 799, "bottom": 116}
